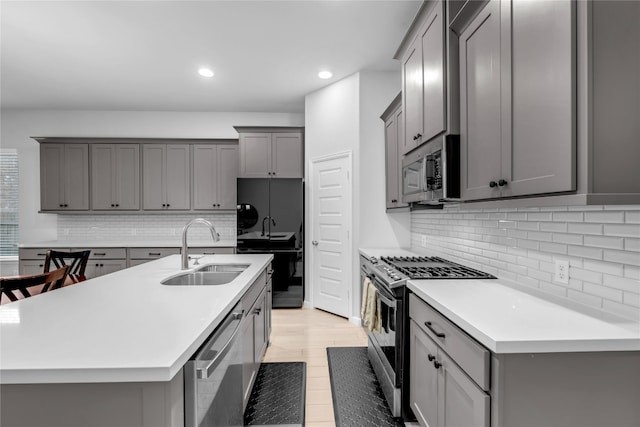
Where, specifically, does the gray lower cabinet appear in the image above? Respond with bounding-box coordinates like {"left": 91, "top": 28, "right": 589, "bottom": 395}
{"left": 409, "top": 293, "right": 640, "bottom": 427}
{"left": 143, "top": 144, "right": 191, "bottom": 210}
{"left": 40, "top": 143, "right": 89, "bottom": 211}
{"left": 91, "top": 144, "right": 140, "bottom": 210}
{"left": 240, "top": 268, "right": 271, "bottom": 410}
{"left": 382, "top": 93, "right": 408, "bottom": 209}
{"left": 79, "top": 247, "right": 127, "bottom": 278}
{"left": 192, "top": 144, "right": 238, "bottom": 210}
{"left": 410, "top": 294, "right": 489, "bottom": 427}
{"left": 459, "top": 0, "right": 575, "bottom": 201}
{"left": 236, "top": 128, "right": 304, "bottom": 178}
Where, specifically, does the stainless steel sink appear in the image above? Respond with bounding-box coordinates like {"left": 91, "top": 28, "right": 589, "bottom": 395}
{"left": 195, "top": 264, "right": 249, "bottom": 273}
{"left": 161, "top": 263, "right": 248, "bottom": 286}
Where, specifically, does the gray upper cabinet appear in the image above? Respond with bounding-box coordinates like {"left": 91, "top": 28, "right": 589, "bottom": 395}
{"left": 40, "top": 143, "right": 89, "bottom": 211}
{"left": 91, "top": 144, "right": 140, "bottom": 210}
{"left": 382, "top": 93, "right": 408, "bottom": 210}
{"left": 142, "top": 144, "right": 190, "bottom": 210}
{"left": 236, "top": 127, "right": 304, "bottom": 178}
{"left": 400, "top": 0, "right": 447, "bottom": 154}
{"left": 459, "top": 0, "right": 575, "bottom": 201}
{"left": 193, "top": 144, "right": 238, "bottom": 210}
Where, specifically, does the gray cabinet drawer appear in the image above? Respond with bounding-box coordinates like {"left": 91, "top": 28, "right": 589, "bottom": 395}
{"left": 77, "top": 248, "right": 127, "bottom": 259}
{"left": 409, "top": 293, "right": 490, "bottom": 390}
{"left": 19, "top": 248, "right": 70, "bottom": 260}
{"left": 129, "top": 247, "right": 179, "bottom": 259}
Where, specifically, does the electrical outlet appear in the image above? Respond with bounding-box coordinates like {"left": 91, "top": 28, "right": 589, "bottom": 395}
{"left": 420, "top": 235, "right": 427, "bottom": 247}
{"left": 554, "top": 260, "right": 569, "bottom": 284}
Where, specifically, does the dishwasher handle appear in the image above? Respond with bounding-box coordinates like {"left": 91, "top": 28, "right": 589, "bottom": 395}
{"left": 196, "top": 310, "right": 244, "bottom": 380}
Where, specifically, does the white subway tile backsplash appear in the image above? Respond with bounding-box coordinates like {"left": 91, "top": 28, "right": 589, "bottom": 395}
{"left": 584, "top": 211, "right": 625, "bottom": 223}
{"left": 552, "top": 211, "right": 584, "bottom": 222}
{"left": 584, "top": 235, "right": 624, "bottom": 250}
{"left": 412, "top": 205, "right": 640, "bottom": 320}
{"left": 58, "top": 213, "right": 237, "bottom": 242}
{"left": 603, "top": 224, "right": 640, "bottom": 238}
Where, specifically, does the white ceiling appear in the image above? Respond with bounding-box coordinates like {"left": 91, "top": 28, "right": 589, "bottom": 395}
{"left": 1, "top": 0, "right": 421, "bottom": 113}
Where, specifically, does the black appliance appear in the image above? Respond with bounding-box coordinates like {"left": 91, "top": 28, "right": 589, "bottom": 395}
{"left": 237, "top": 178, "right": 304, "bottom": 308}
{"left": 401, "top": 134, "right": 460, "bottom": 205}
{"left": 360, "top": 254, "right": 495, "bottom": 419}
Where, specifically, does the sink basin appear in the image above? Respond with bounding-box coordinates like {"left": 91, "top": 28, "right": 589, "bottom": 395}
{"left": 195, "top": 263, "right": 249, "bottom": 273}
{"left": 161, "top": 263, "right": 249, "bottom": 286}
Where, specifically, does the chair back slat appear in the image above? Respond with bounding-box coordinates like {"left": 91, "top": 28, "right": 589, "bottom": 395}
{"left": 1, "top": 266, "right": 71, "bottom": 303}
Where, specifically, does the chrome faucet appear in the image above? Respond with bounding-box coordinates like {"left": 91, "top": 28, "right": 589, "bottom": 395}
{"left": 261, "top": 216, "right": 276, "bottom": 236}
{"left": 182, "top": 218, "right": 220, "bottom": 269}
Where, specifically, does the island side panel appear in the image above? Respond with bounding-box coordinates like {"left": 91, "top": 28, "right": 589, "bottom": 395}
{"left": 0, "top": 369, "right": 184, "bottom": 427}
{"left": 491, "top": 352, "right": 640, "bottom": 427}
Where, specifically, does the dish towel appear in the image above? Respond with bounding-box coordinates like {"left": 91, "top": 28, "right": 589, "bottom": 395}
{"left": 361, "top": 277, "right": 381, "bottom": 333}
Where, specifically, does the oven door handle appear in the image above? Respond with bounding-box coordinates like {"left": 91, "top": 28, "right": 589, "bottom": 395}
{"left": 369, "top": 279, "right": 396, "bottom": 308}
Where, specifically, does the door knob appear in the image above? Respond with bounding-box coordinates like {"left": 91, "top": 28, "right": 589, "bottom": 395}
{"left": 312, "top": 240, "right": 318, "bottom": 246}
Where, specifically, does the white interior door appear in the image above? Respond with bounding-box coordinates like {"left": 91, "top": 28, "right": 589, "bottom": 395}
{"left": 310, "top": 152, "right": 351, "bottom": 318}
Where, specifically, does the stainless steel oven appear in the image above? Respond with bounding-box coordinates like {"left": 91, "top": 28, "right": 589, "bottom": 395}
{"left": 361, "top": 254, "right": 496, "bottom": 421}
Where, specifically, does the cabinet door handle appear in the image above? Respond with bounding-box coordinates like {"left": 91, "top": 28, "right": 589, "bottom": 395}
{"left": 498, "top": 179, "right": 508, "bottom": 187}
{"left": 433, "top": 360, "right": 441, "bottom": 369}
{"left": 37, "top": 253, "right": 46, "bottom": 256}
{"left": 149, "top": 252, "right": 161, "bottom": 256}
{"left": 253, "top": 307, "right": 262, "bottom": 315}
{"left": 94, "top": 253, "right": 106, "bottom": 256}
{"left": 428, "top": 354, "right": 435, "bottom": 362}
{"left": 424, "top": 321, "right": 446, "bottom": 339}
{"left": 489, "top": 181, "right": 498, "bottom": 188}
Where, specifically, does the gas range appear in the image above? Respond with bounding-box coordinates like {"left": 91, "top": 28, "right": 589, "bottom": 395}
{"left": 367, "top": 255, "right": 496, "bottom": 288}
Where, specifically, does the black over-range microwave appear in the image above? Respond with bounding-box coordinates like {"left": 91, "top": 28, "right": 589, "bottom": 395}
{"left": 401, "top": 134, "right": 460, "bottom": 204}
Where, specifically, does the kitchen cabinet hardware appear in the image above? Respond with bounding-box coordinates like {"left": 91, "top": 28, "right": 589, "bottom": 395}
{"left": 428, "top": 354, "right": 435, "bottom": 361}
{"left": 253, "top": 307, "right": 262, "bottom": 315}
{"left": 312, "top": 240, "right": 318, "bottom": 246}
{"left": 425, "top": 321, "right": 446, "bottom": 338}
{"left": 498, "top": 179, "right": 507, "bottom": 187}
{"left": 148, "top": 253, "right": 161, "bottom": 256}
{"left": 94, "top": 253, "right": 106, "bottom": 256}
{"left": 391, "top": 199, "right": 398, "bottom": 203}
{"left": 37, "top": 253, "right": 46, "bottom": 257}
{"left": 489, "top": 181, "right": 498, "bottom": 188}
{"left": 413, "top": 133, "right": 422, "bottom": 141}
{"left": 433, "top": 360, "right": 441, "bottom": 369}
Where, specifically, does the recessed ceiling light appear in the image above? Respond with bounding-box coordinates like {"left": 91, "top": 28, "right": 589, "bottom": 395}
{"left": 318, "top": 70, "right": 333, "bottom": 79}
{"left": 198, "top": 68, "right": 214, "bottom": 78}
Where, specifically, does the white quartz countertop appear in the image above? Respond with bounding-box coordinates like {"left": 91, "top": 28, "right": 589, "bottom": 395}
{"left": 359, "top": 247, "right": 640, "bottom": 354}
{"left": 0, "top": 253, "right": 272, "bottom": 384}
{"left": 18, "top": 239, "right": 237, "bottom": 248}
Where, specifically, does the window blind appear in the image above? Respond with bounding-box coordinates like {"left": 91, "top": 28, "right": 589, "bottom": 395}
{"left": 0, "top": 151, "right": 19, "bottom": 256}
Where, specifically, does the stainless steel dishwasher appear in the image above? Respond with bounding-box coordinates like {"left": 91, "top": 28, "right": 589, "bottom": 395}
{"left": 184, "top": 301, "right": 244, "bottom": 427}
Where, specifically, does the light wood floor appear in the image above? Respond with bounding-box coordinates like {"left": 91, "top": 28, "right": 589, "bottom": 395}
{"left": 262, "top": 307, "right": 368, "bottom": 427}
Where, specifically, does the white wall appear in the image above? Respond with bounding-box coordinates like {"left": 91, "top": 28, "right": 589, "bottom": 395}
{"left": 304, "top": 71, "right": 411, "bottom": 320}
{"left": 0, "top": 109, "right": 304, "bottom": 243}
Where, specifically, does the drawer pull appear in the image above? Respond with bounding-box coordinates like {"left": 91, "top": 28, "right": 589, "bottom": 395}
{"left": 428, "top": 354, "right": 435, "bottom": 362}
{"left": 433, "top": 360, "right": 442, "bottom": 369}
{"left": 37, "top": 253, "right": 46, "bottom": 256}
{"left": 148, "top": 252, "right": 161, "bottom": 256}
{"left": 425, "top": 321, "right": 446, "bottom": 339}
{"left": 94, "top": 253, "right": 106, "bottom": 256}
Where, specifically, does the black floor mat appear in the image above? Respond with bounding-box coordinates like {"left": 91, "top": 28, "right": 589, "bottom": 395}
{"left": 327, "top": 347, "right": 404, "bottom": 427}
{"left": 243, "top": 362, "right": 306, "bottom": 426}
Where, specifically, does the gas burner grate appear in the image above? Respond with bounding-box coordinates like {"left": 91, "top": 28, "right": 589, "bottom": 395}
{"left": 381, "top": 256, "right": 496, "bottom": 280}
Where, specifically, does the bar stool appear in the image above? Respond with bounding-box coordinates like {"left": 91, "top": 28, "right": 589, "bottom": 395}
{"left": 0, "top": 266, "right": 71, "bottom": 303}
{"left": 44, "top": 250, "right": 91, "bottom": 283}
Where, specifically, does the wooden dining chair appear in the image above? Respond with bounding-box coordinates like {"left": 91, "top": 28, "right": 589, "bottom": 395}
{"left": 44, "top": 250, "right": 91, "bottom": 283}
{"left": 0, "top": 266, "right": 71, "bottom": 303}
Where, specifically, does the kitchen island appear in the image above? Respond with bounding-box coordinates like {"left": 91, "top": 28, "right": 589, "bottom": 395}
{"left": 0, "top": 253, "right": 273, "bottom": 427}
